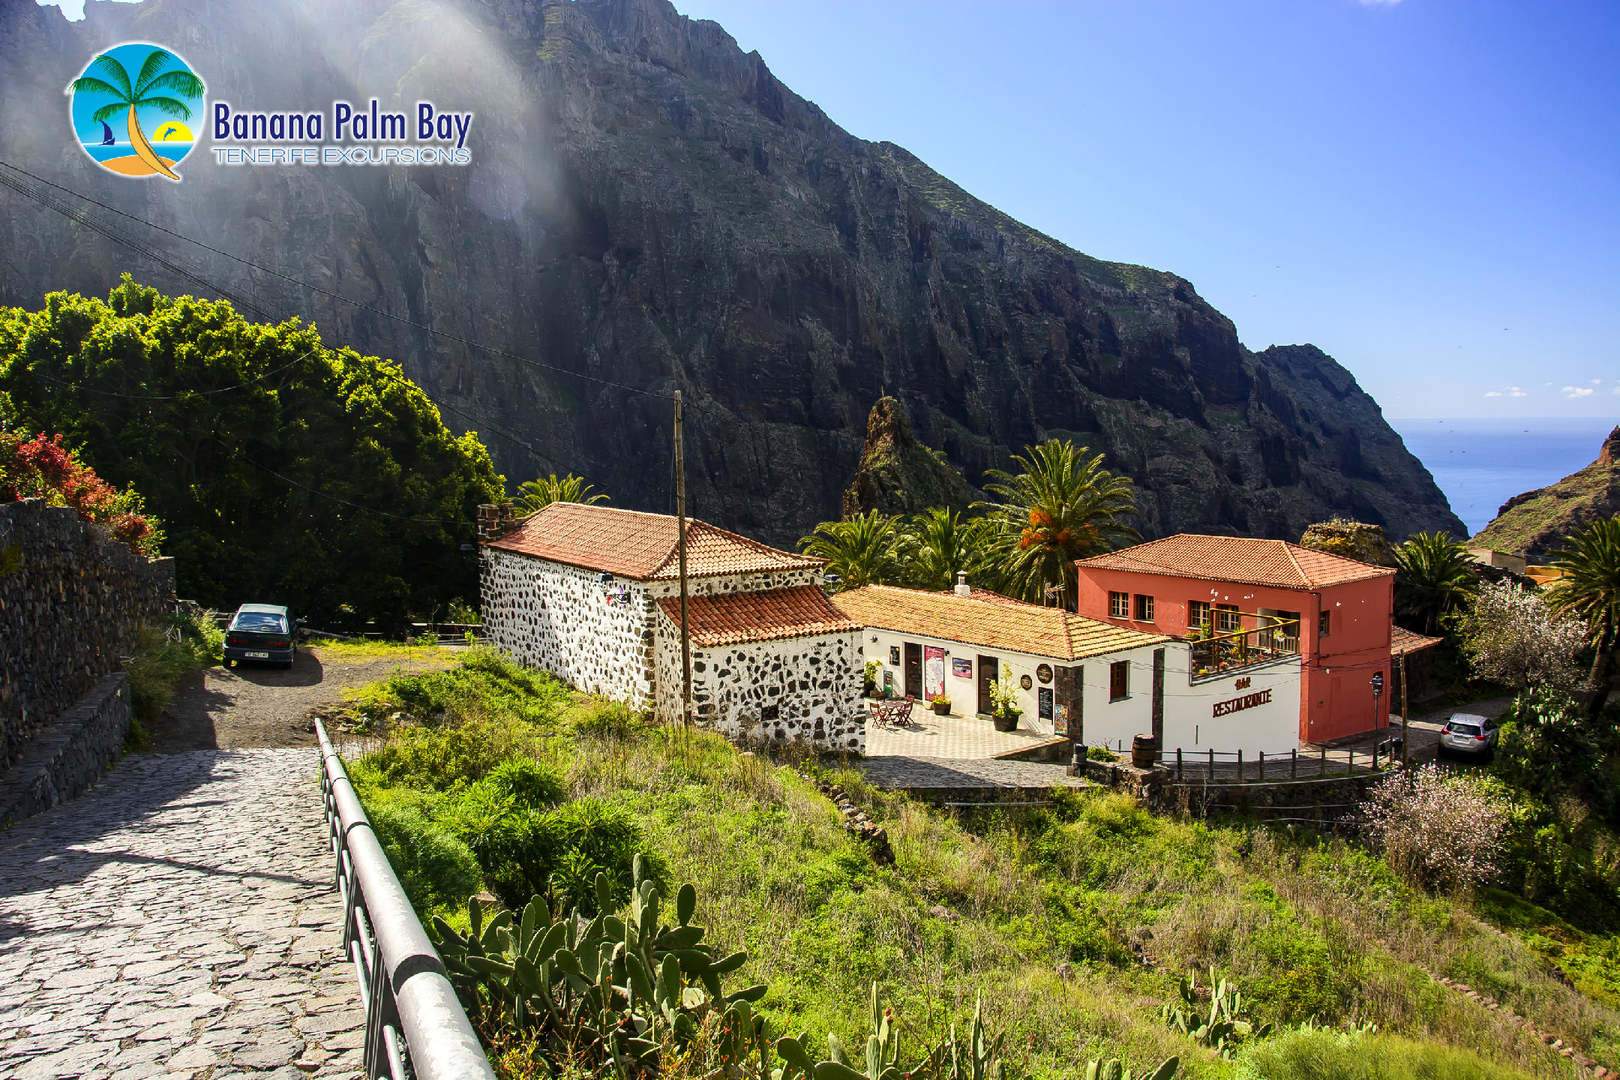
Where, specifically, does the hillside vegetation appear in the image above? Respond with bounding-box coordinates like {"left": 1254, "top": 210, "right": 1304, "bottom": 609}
{"left": 1475, "top": 428, "right": 1620, "bottom": 558}
{"left": 336, "top": 651, "right": 1612, "bottom": 1079}
{"left": 0, "top": 277, "right": 502, "bottom": 625}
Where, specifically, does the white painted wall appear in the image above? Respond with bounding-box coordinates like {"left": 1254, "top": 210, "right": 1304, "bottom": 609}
{"left": 480, "top": 550, "right": 655, "bottom": 706}
{"left": 858, "top": 627, "right": 1304, "bottom": 755}
{"left": 1162, "top": 653, "right": 1302, "bottom": 758}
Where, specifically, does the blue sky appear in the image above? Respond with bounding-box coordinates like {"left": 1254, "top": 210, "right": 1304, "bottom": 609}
{"left": 671, "top": 0, "right": 1620, "bottom": 420}
{"left": 43, "top": 0, "right": 1619, "bottom": 420}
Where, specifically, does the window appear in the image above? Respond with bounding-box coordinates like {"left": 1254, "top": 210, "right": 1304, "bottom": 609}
{"left": 1215, "top": 604, "right": 1241, "bottom": 633}
{"left": 1319, "top": 610, "right": 1331, "bottom": 637}
{"left": 1133, "top": 594, "right": 1155, "bottom": 622}
{"left": 1109, "top": 660, "right": 1130, "bottom": 702}
{"left": 1189, "top": 600, "right": 1211, "bottom": 630}
{"left": 1109, "top": 591, "right": 1129, "bottom": 619}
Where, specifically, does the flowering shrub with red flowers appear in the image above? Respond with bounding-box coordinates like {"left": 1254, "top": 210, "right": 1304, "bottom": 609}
{"left": 0, "top": 432, "right": 163, "bottom": 556}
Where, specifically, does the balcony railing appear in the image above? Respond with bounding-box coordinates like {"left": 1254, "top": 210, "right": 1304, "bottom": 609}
{"left": 1188, "top": 618, "right": 1300, "bottom": 681}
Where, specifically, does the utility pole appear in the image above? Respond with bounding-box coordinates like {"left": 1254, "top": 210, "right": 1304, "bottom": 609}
{"left": 674, "top": 390, "right": 692, "bottom": 729}
{"left": 1399, "top": 650, "right": 1409, "bottom": 767}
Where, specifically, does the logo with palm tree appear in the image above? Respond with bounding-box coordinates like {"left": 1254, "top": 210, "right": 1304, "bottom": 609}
{"left": 67, "top": 42, "right": 205, "bottom": 182}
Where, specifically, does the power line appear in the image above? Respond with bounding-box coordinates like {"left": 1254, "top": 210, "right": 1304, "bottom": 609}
{"left": 0, "top": 157, "right": 675, "bottom": 401}
{"left": 0, "top": 166, "right": 547, "bottom": 457}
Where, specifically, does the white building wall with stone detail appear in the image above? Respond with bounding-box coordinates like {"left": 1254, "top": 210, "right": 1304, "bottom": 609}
{"left": 654, "top": 610, "right": 864, "bottom": 753}
{"left": 480, "top": 549, "right": 655, "bottom": 706}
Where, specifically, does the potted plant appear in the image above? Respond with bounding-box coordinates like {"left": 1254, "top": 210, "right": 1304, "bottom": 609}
{"left": 929, "top": 693, "right": 951, "bottom": 716}
{"left": 863, "top": 661, "right": 880, "bottom": 698}
{"left": 989, "top": 672, "right": 1022, "bottom": 732}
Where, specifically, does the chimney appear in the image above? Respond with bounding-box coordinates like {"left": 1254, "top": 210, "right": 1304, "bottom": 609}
{"left": 476, "top": 503, "right": 517, "bottom": 541}
{"left": 954, "top": 571, "right": 971, "bottom": 598}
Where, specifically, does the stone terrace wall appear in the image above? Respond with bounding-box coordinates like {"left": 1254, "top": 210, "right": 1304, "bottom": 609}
{"left": 0, "top": 500, "right": 174, "bottom": 772}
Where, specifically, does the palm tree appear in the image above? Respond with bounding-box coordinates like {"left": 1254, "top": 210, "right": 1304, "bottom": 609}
{"left": 1392, "top": 531, "right": 1478, "bottom": 634}
{"left": 514, "top": 472, "right": 608, "bottom": 515}
{"left": 70, "top": 48, "right": 204, "bottom": 182}
{"left": 974, "top": 439, "right": 1136, "bottom": 606}
{"left": 897, "top": 507, "right": 990, "bottom": 592}
{"left": 1548, "top": 515, "right": 1620, "bottom": 693}
{"left": 799, "top": 510, "right": 900, "bottom": 591}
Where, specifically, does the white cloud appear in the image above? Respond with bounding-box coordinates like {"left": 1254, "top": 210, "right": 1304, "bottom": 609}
{"left": 1484, "top": 386, "right": 1527, "bottom": 399}
{"left": 1562, "top": 385, "right": 1596, "bottom": 399}
{"left": 36, "top": 0, "right": 145, "bottom": 21}
{"left": 1592, "top": 378, "right": 1605, "bottom": 385}
{"left": 1484, "top": 391, "right": 1502, "bottom": 398}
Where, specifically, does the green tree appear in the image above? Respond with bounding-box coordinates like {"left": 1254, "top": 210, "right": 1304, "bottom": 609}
{"left": 514, "top": 472, "right": 607, "bottom": 515}
{"left": 70, "top": 48, "right": 204, "bottom": 182}
{"left": 974, "top": 439, "right": 1136, "bottom": 606}
{"left": 1548, "top": 515, "right": 1620, "bottom": 693}
{"left": 798, "top": 509, "right": 900, "bottom": 590}
{"left": 895, "top": 507, "right": 990, "bottom": 592}
{"left": 0, "top": 278, "right": 502, "bottom": 626}
{"left": 1393, "top": 531, "right": 1478, "bottom": 634}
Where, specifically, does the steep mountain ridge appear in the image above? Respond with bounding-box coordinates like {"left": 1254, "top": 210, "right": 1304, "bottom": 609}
{"left": 0, "top": 0, "right": 1462, "bottom": 543}
{"left": 1474, "top": 427, "right": 1620, "bottom": 558}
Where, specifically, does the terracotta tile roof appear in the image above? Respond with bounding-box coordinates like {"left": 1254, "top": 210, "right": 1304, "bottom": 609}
{"left": 655, "top": 586, "right": 858, "bottom": 647}
{"left": 1390, "top": 625, "right": 1445, "bottom": 657}
{"left": 1076, "top": 534, "right": 1395, "bottom": 590}
{"left": 831, "top": 585, "right": 1168, "bottom": 661}
{"left": 484, "top": 502, "right": 822, "bottom": 581}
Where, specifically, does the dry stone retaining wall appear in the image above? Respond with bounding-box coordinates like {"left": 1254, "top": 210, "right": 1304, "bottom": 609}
{"left": 0, "top": 672, "right": 131, "bottom": 828}
{"left": 0, "top": 499, "right": 173, "bottom": 772}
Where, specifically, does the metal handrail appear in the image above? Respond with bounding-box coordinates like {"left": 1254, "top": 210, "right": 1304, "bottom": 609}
{"left": 314, "top": 719, "right": 496, "bottom": 1080}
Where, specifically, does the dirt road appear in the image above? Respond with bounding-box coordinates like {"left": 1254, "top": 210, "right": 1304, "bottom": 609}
{"left": 149, "top": 645, "right": 450, "bottom": 752}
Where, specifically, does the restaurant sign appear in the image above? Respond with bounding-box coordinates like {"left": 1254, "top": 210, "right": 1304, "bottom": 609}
{"left": 1212, "top": 687, "right": 1273, "bottom": 717}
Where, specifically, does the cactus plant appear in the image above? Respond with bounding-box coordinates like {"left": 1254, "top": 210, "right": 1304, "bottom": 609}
{"left": 1160, "top": 967, "right": 1273, "bottom": 1058}
{"left": 433, "top": 854, "right": 768, "bottom": 1076}
{"left": 1084, "top": 1058, "right": 1179, "bottom": 1080}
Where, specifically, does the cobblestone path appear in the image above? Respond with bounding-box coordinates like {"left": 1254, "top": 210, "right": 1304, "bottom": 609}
{"left": 0, "top": 749, "right": 363, "bottom": 1079}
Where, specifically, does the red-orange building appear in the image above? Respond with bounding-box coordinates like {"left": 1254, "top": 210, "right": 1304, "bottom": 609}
{"left": 1075, "top": 535, "right": 1396, "bottom": 744}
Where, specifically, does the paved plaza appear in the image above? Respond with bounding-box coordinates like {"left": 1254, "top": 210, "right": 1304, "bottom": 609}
{"left": 0, "top": 748, "right": 362, "bottom": 1079}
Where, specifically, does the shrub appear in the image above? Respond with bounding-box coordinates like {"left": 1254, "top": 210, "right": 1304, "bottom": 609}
{"left": 566, "top": 698, "right": 645, "bottom": 738}
{"left": 1362, "top": 765, "right": 1506, "bottom": 895}
{"left": 1234, "top": 1026, "right": 1542, "bottom": 1080}
{"left": 1456, "top": 581, "right": 1588, "bottom": 694}
{"left": 485, "top": 757, "right": 565, "bottom": 808}
{"left": 0, "top": 430, "right": 163, "bottom": 555}
{"left": 356, "top": 716, "right": 547, "bottom": 789}
{"left": 124, "top": 607, "right": 223, "bottom": 734}
{"left": 368, "top": 800, "right": 483, "bottom": 913}
{"left": 539, "top": 798, "right": 655, "bottom": 915}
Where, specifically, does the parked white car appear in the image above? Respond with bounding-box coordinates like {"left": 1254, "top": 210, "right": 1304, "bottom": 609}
{"left": 1438, "top": 713, "right": 1498, "bottom": 758}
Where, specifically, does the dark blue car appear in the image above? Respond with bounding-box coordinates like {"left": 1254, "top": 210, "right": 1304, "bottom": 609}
{"left": 223, "top": 604, "right": 299, "bottom": 668}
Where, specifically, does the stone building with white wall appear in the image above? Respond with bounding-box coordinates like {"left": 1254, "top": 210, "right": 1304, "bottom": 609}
{"left": 832, "top": 581, "right": 1303, "bottom": 757}
{"left": 479, "top": 502, "right": 865, "bottom": 751}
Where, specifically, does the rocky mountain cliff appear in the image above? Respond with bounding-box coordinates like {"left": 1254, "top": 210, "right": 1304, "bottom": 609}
{"left": 0, "top": 0, "right": 1462, "bottom": 544}
{"left": 841, "top": 397, "right": 977, "bottom": 519}
{"left": 1474, "top": 427, "right": 1620, "bottom": 558}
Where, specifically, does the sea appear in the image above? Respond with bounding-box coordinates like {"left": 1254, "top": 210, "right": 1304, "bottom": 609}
{"left": 81, "top": 141, "right": 193, "bottom": 162}
{"left": 1391, "top": 417, "right": 1615, "bottom": 536}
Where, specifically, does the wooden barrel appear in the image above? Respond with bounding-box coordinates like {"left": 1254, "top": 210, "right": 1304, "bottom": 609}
{"left": 1131, "top": 734, "right": 1157, "bottom": 770}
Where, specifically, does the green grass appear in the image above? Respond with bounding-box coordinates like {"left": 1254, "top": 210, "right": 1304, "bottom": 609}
{"left": 123, "top": 607, "right": 222, "bottom": 746}
{"left": 306, "top": 637, "right": 453, "bottom": 663}
{"left": 340, "top": 653, "right": 1611, "bottom": 1079}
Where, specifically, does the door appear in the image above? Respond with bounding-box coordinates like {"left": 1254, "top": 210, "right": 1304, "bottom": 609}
{"left": 903, "top": 642, "right": 923, "bottom": 699}
{"left": 977, "top": 655, "right": 999, "bottom": 715}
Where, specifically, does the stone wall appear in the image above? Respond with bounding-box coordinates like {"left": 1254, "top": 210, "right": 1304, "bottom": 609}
{"left": 479, "top": 549, "right": 655, "bottom": 705}
{"left": 0, "top": 673, "right": 131, "bottom": 828}
{"left": 657, "top": 610, "right": 864, "bottom": 752}
{"left": 0, "top": 500, "right": 173, "bottom": 772}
